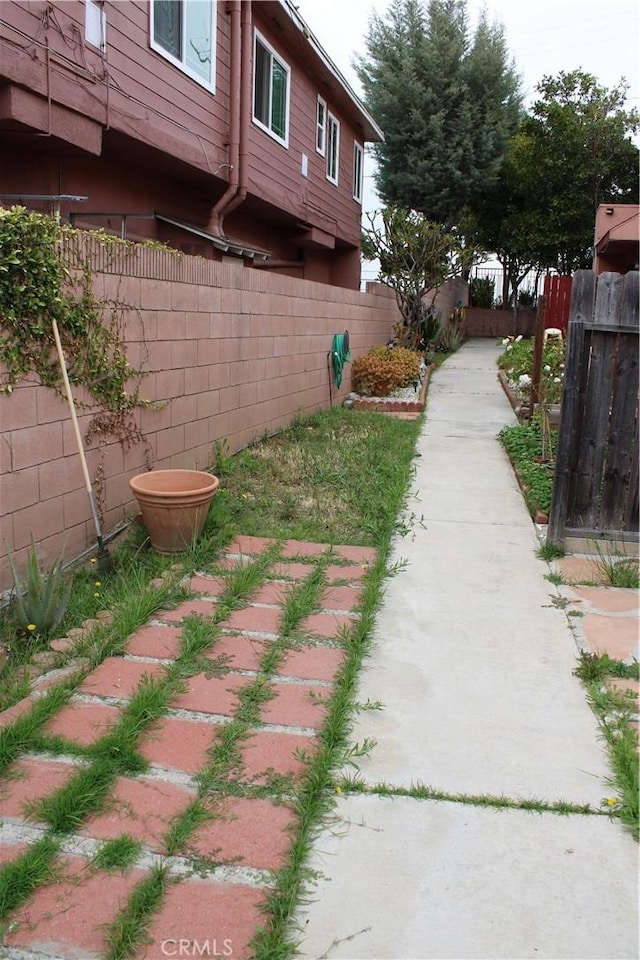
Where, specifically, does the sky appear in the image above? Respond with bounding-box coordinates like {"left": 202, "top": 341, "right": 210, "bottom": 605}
{"left": 296, "top": 0, "right": 640, "bottom": 280}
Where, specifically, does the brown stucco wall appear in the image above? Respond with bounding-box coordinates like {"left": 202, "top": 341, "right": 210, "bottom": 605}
{"left": 0, "top": 239, "right": 401, "bottom": 590}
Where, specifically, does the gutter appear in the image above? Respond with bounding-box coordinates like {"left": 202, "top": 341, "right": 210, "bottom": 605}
{"left": 207, "top": 0, "right": 242, "bottom": 235}
{"left": 221, "top": 0, "right": 252, "bottom": 221}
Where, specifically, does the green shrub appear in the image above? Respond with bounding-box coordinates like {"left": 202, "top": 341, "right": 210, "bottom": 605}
{"left": 351, "top": 346, "right": 421, "bottom": 397}
{"left": 470, "top": 276, "right": 494, "bottom": 308}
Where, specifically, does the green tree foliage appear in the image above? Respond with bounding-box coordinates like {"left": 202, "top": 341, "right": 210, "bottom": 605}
{"left": 355, "top": 0, "right": 522, "bottom": 226}
{"left": 362, "top": 206, "right": 461, "bottom": 347}
{"left": 473, "top": 70, "right": 640, "bottom": 279}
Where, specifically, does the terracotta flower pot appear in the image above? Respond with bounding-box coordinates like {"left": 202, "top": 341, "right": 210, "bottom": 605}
{"left": 129, "top": 469, "right": 219, "bottom": 554}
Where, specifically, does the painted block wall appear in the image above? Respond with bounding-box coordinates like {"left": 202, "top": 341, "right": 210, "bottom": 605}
{"left": 0, "top": 241, "right": 400, "bottom": 590}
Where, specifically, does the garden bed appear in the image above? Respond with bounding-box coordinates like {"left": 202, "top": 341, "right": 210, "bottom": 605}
{"left": 349, "top": 363, "right": 433, "bottom": 414}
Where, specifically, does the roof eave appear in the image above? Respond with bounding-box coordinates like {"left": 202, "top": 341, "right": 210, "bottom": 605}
{"left": 277, "top": 0, "right": 384, "bottom": 143}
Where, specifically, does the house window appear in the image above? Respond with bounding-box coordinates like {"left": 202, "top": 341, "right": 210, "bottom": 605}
{"left": 353, "top": 142, "right": 364, "bottom": 202}
{"left": 85, "top": 0, "right": 106, "bottom": 51}
{"left": 316, "top": 97, "right": 326, "bottom": 155}
{"left": 151, "top": 0, "right": 215, "bottom": 90}
{"left": 326, "top": 113, "right": 339, "bottom": 184}
{"left": 253, "top": 31, "right": 290, "bottom": 146}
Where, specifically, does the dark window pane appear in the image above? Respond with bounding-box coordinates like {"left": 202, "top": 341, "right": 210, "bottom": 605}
{"left": 154, "top": 0, "right": 181, "bottom": 59}
{"left": 271, "top": 59, "right": 287, "bottom": 139}
{"left": 254, "top": 40, "right": 270, "bottom": 125}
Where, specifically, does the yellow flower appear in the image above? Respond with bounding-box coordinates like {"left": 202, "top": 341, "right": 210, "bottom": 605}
{"left": 27, "top": 624, "right": 37, "bottom": 632}
{"left": 89, "top": 558, "right": 97, "bottom": 564}
{"left": 94, "top": 592, "right": 100, "bottom": 598}
{"left": 335, "top": 786, "right": 342, "bottom": 794}
{"left": 606, "top": 797, "right": 618, "bottom": 807}
{"left": 94, "top": 581, "right": 101, "bottom": 588}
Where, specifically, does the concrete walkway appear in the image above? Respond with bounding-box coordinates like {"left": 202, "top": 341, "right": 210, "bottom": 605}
{"left": 295, "top": 340, "right": 639, "bottom": 960}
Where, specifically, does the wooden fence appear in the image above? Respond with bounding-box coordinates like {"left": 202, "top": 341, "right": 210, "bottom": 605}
{"left": 547, "top": 270, "right": 639, "bottom": 547}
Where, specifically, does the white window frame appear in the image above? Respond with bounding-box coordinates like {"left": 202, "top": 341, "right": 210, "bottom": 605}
{"left": 150, "top": 0, "right": 216, "bottom": 92}
{"left": 353, "top": 141, "right": 364, "bottom": 202}
{"left": 252, "top": 29, "right": 291, "bottom": 148}
{"left": 326, "top": 112, "right": 340, "bottom": 185}
{"left": 85, "top": 0, "right": 106, "bottom": 51}
{"left": 316, "top": 96, "right": 326, "bottom": 156}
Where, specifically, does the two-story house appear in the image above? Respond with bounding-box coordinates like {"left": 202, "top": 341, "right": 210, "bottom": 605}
{"left": 0, "top": 0, "right": 383, "bottom": 288}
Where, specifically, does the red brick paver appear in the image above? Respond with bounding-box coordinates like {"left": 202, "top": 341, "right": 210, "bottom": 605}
{"left": 137, "top": 878, "right": 266, "bottom": 960}
{"left": 187, "top": 796, "right": 295, "bottom": 869}
{"left": 172, "top": 673, "right": 252, "bottom": 717}
{"left": 320, "top": 584, "right": 363, "bottom": 610}
{"left": 0, "top": 757, "right": 80, "bottom": 820}
{"left": 270, "top": 561, "right": 316, "bottom": 581}
{"left": 80, "top": 657, "right": 166, "bottom": 699}
{"left": 186, "top": 574, "right": 228, "bottom": 596}
{"left": 220, "top": 604, "right": 281, "bottom": 635}
{"left": 159, "top": 598, "right": 218, "bottom": 622}
{"left": 45, "top": 700, "right": 122, "bottom": 746}
{"left": 204, "top": 633, "right": 265, "bottom": 671}
{"left": 300, "top": 611, "right": 354, "bottom": 639}
{"left": 581, "top": 614, "right": 639, "bottom": 662}
{"left": 139, "top": 716, "right": 220, "bottom": 774}
{"left": 238, "top": 729, "right": 316, "bottom": 782}
{"left": 261, "top": 681, "right": 328, "bottom": 729}
{"left": 127, "top": 624, "right": 183, "bottom": 659}
{"left": 226, "top": 535, "right": 275, "bottom": 556}
{"left": 81, "top": 775, "right": 195, "bottom": 852}
{"left": 278, "top": 645, "right": 345, "bottom": 682}
{"left": 4, "top": 856, "right": 147, "bottom": 957}
{"left": 324, "top": 563, "right": 369, "bottom": 583}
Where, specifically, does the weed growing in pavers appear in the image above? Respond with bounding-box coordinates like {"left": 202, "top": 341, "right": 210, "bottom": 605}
{"left": 0, "top": 679, "right": 77, "bottom": 772}
{"left": 0, "top": 837, "right": 61, "bottom": 922}
{"left": 589, "top": 540, "right": 640, "bottom": 589}
{"left": 92, "top": 836, "right": 143, "bottom": 873}
{"left": 104, "top": 863, "right": 171, "bottom": 960}
{"left": 536, "top": 542, "right": 565, "bottom": 561}
{"left": 574, "top": 653, "right": 639, "bottom": 684}
{"left": 163, "top": 800, "right": 215, "bottom": 857}
{"left": 335, "top": 778, "right": 595, "bottom": 817}
{"left": 174, "top": 615, "right": 220, "bottom": 664}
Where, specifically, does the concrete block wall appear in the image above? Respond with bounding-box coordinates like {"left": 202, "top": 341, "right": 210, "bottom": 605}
{"left": 0, "top": 240, "right": 400, "bottom": 589}
{"left": 464, "top": 307, "right": 537, "bottom": 339}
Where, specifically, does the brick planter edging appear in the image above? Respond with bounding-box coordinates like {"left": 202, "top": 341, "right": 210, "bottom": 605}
{"left": 352, "top": 363, "right": 434, "bottom": 413}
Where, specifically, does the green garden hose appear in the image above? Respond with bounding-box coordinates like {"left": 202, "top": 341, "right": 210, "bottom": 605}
{"left": 330, "top": 331, "right": 351, "bottom": 388}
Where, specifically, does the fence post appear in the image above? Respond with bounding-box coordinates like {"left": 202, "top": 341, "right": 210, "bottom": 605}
{"left": 547, "top": 271, "right": 595, "bottom": 547}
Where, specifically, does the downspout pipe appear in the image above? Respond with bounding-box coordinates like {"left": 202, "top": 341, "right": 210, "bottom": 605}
{"left": 220, "top": 0, "right": 251, "bottom": 222}
{"left": 207, "top": 0, "right": 241, "bottom": 235}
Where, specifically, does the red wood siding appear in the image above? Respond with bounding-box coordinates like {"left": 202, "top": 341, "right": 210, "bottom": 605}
{"left": 0, "top": 1, "right": 378, "bottom": 287}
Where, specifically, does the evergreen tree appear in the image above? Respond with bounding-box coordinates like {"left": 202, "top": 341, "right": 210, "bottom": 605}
{"left": 355, "top": 0, "right": 522, "bottom": 226}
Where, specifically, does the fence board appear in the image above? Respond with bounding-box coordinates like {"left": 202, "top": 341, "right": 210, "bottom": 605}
{"left": 547, "top": 272, "right": 593, "bottom": 543}
{"left": 547, "top": 270, "right": 639, "bottom": 546}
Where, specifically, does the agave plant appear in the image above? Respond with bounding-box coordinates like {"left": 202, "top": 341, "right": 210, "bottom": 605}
{"left": 6, "top": 538, "right": 72, "bottom": 642}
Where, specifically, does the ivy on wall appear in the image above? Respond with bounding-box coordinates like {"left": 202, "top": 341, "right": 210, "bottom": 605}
{"left": 0, "top": 206, "right": 146, "bottom": 412}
